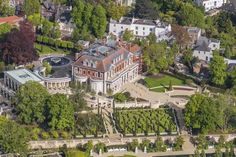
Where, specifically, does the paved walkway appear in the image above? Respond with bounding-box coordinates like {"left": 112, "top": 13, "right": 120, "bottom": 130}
{"left": 121, "top": 83, "right": 195, "bottom": 108}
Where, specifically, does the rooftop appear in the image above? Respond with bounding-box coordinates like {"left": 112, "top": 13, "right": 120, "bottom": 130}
{"left": 111, "top": 17, "right": 169, "bottom": 28}
{"left": 0, "top": 16, "right": 23, "bottom": 25}
{"left": 5, "top": 69, "right": 42, "bottom": 84}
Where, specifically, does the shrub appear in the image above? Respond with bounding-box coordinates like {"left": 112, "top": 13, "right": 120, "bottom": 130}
{"left": 185, "top": 79, "right": 194, "bottom": 86}
{"left": 61, "top": 131, "right": 70, "bottom": 139}
{"left": 41, "top": 131, "right": 50, "bottom": 139}
{"left": 51, "top": 131, "right": 59, "bottom": 139}
{"left": 31, "top": 132, "right": 39, "bottom": 140}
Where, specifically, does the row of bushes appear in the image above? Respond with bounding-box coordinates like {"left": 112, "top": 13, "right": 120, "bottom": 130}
{"left": 30, "top": 128, "right": 72, "bottom": 140}
{"left": 36, "top": 35, "right": 82, "bottom": 51}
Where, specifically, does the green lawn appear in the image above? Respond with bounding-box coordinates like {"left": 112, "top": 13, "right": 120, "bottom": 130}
{"left": 144, "top": 75, "right": 185, "bottom": 88}
{"left": 34, "top": 43, "right": 71, "bottom": 56}
{"left": 67, "top": 150, "right": 87, "bottom": 157}
{"left": 150, "top": 87, "right": 166, "bottom": 92}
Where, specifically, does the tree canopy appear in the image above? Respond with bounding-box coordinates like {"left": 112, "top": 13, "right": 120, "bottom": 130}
{"left": 185, "top": 94, "right": 224, "bottom": 133}
{"left": 210, "top": 53, "right": 227, "bottom": 86}
{"left": 0, "top": 21, "right": 39, "bottom": 65}
{"left": 0, "top": 116, "right": 29, "bottom": 156}
{"left": 15, "top": 81, "right": 49, "bottom": 125}
{"left": 46, "top": 93, "right": 75, "bottom": 130}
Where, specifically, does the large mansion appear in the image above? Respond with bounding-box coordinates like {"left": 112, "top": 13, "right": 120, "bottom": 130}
{"left": 72, "top": 42, "right": 140, "bottom": 94}
{"left": 109, "top": 17, "right": 172, "bottom": 42}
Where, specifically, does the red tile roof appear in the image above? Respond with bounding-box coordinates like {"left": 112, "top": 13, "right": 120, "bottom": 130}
{"left": 0, "top": 16, "right": 23, "bottom": 25}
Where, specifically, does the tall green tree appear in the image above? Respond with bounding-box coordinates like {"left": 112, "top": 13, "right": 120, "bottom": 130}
{"left": 185, "top": 94, "right": 223, "bottom": 133}
{"left": 46, "top": 93, "right": 75, "bottom": 130}
{"left": 122, "top": 29, "right": 134, "bottom": 42}
{"left": 177, "top": 3, "right": 205, "bottom": 28}
{"left": 0, "top": 0, "right": 14, "bottom": 16}
{"left": 91, "top": 5, "right": 107, "bottom": 38}
{"left": 15, "top": 81, "right": 49, "bottom": 125}
{"left": 23, "top": 0, "right": 41, "bottom": 16}
{"left": 0, "top": 116, "right": 29, "bottom": 156}
{"left": 143, "top": 42, "right": 170, "bottom": 74}
{"left": 210, "top": 53, "right": 227, "bottom": 86}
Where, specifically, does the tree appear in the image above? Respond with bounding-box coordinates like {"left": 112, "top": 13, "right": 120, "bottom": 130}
{"left": 107, "top": 2, "right": 127, "bottom": 20}
{"left": 140, "top": 139, "right": 150, "bottom": 152}
{"left": 46, "top": 93, "right": 75, "bottom": 130}
{"left": 210, "top": 53, "right": 227, "bottom": 86}
{"left": 43, "top": 61, "right": 52, "bottom": 76}
{"left": 0, "top": 21, "right": 39, "bottom": 65}
{"left": 42, "top": 20, "right": 54, "bottom": 37}
{"left": 177, "top": 3, "right": 205, "bottom": 28}
{"left": 84, "top": 140, "right": 93, "bottom": 153}
{"left": 91, "top": 5, "right": 107, "bottom": 38}
{"left": 28, "top": 13, "right": 42, "bottom": 27}
{"left": 0, "top": 0, "right": 14, "bottom": 16}
{"left": 185, "top": 94, "right": 223, "bottom": 133}
{"left": 122, "top": 29, "right": 134, "bottom": 42}
{"left": 23, "top": 0, "right": 41, "bottom": 16}
{"left": 70, "top": 84, "right": 88, "bottom": 112}
{"left": 15, "top": 81, "right": 49, "bottom": 125}
{"left": 173, "top": 136, "right": 184, "bottom": 151}
{"left": 128, "top": 139, "right": 139, "bottom": 152}
{"left": 218, "top": 135, "right": 225, "bottom": 148}
{"left": 143, "top": 42, "right": 170, "bottom": 74}
{"left": 95, "top": 142, "right": 106, "bottom": 153}
{"left": 0, "top": 116, "right": 29, "bottom": 156}
{"left": 0, "top": 23, "right": 12, "bottom": 41}
{"left": 134, "top": 0, "right": 159, "bottom": 19}
{"left": 154, "top": 136, "right": 166, "bottom": 152}
{"left": 146, "top": 33, "right": 157, "bottom": 45}
{"left": 171, "top": 24, "right": 190, "bottom": 52}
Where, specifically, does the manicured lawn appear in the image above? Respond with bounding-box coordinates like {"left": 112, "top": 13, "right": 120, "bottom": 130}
{"left": 144, "top": 74, "right": 185, "bottom": 88}
{"left": 150, "top": 87, "right": 166, "bottom": 92}
{"left": 34, "top": 43, "right": 71, "bottom": 56}
{"left": 67, "top": 150, "right": 87, "bottom": 157}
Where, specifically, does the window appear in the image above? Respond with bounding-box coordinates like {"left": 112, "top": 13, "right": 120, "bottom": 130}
{"left": 143, "top": 27, "right": 145, "bottom": 30}
{"left": 135, "top": 26, "right": 138, "bottom": 30}
{"left": 136, "top": 31, "right": 138, "bottom": 35}
{"left": 150, "top": 28, "right": 152, "bottom": 31}
{"left": 88, "top": 71, "right": 90, "bottom": 74}
{"left": 121, "top": 26, "right": 123, "bottom": 29}
{"left": 206, "top": 56, "right": 208, "bottom": 61}
{"left": 143, "top": 32, "right": 145, "bottom": 35}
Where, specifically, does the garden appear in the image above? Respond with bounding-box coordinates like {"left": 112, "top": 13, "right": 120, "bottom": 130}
{"left": 141, "top": 74, "right": 187, "bottom": 92}
{"left": 113, "top": 108, "right": 178, "bottom": 136}
{"left": 35, "top": 43, "right": 71, "bottom": 56}
{"left": 75, "top": 113, "right": 106, "bottom": 137}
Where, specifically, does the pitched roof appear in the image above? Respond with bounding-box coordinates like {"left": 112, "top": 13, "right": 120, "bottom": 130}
{"left": 74, "top": 45, "right": 131, "bottom": 72}
{"left": 0, "top": 16, "right": 23, "bottom": 25}
{"left": 195, "top": 41, "right": 211, "bottom": 52}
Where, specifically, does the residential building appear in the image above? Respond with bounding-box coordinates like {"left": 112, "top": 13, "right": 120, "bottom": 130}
{"left": 192, "top": 36, "right": 221, "bottom": 62}
{"left": 116, "top": 0, "right": 135, "bottom": 6}
{"left": 194, "top": 0, "right": 228, "bottom": 11}
{"left": 0, "top": 69, "right": 43, "bottom": 100}
{"left": 72, "top": 42, "right": 139, "bottom": 94}
{"left": 185, "top": 27, "right": 202, "bottom": 46}
{"left": 109, "top": 17, "right": 172, "bottom": 42}
{"left": 0, "top": 16, "right": 24, "bottom": 26}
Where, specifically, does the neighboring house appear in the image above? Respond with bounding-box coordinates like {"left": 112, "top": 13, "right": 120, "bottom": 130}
{"left": 57, "top": 7, "right": 75, "bottom": 38}
{"left": 185, "top": 27, "right": 202, "bottom": 46}
{"left": 109, "top": 17, "right": 172, "bottom": 42}
{"left": 0, "top": 16, "right": 24, "bottom": 26}
{"left": 194, "top": 0, "right": 228, "bottom": 12}
{"left": 116, "top": 0, "right": 135, "bottom": 6}
{"left": 72, "top": 42, "right": 139, "bottom": 94}
{"left": 0, "top": 69, "right": 44, "bottom": 100}
{"left": 193, "top": 36, "right": 221, "bottom": 62}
